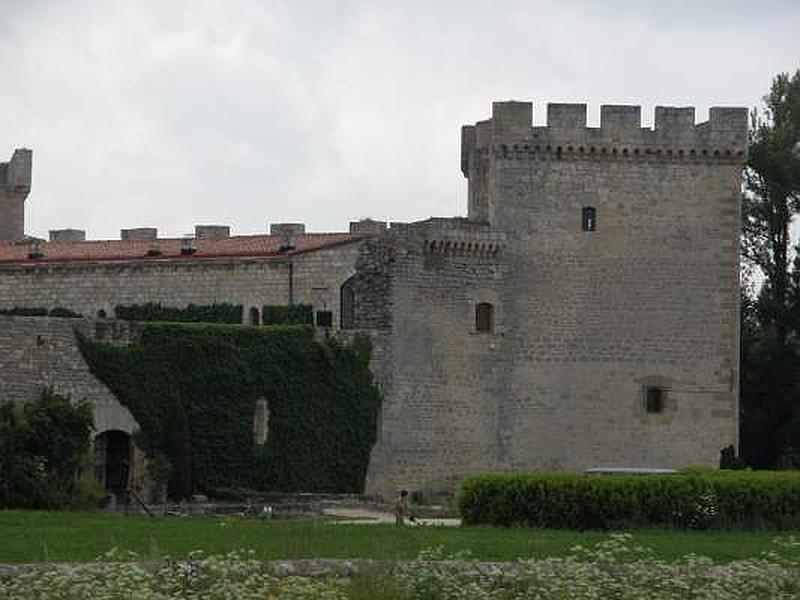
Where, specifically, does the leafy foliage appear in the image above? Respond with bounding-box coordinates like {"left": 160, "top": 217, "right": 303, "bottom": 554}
{"left": 740, "top": 69, "right": 800, "bottom": 468}
{"left": 261, "top": 304, "right": 313, "bottom": 325}
{"left": 4, "top": 537, "right": 800, "bottom": 599}
{"left": 78, "top": 323, "right": 381, "bottom": 498}
{"left": 459, "top": 470, "right": 800, "bottom": 529}
{"left": 0, "top": 307, "right": 82, "bottom": 318}
{"left": 114, "top": 302, "right": 243, "bottom": 324}
{"left": 0, "top": 389, "right": 94, "bottom": 509}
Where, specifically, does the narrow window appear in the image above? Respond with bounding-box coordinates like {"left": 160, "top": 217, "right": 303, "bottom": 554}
{"left": 582, "top": 206, "right": 596, "bottom": 232}
{"left": 249, "top": 307, "right": 260, "bottom": 326}
{"left": 475, "top": 302, "right": 494, "bottom": 333}
{"left": 340, "top": 277, "right": 356, "bottom": 329}
{"left": 316, "top": 310, "right": 333, "bottom": 328}
{"left": 645, "top": 386, "right": 664, "bottom": 413}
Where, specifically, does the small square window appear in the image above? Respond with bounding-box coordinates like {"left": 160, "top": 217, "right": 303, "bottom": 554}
{"left": 645, "top": 386, "right": 664, "bottom": 413}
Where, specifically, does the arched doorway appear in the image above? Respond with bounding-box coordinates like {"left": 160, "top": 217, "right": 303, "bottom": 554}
{"left": 94, "top": 430, "right": 132, "bottom": 495}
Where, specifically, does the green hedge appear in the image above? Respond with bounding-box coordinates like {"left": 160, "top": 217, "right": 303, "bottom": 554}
{"left": 114, "top": 303, "right": 243, "bottom": 324}
{"left": 78, "top": 323, "right": 380, "bottom": 498}
{"left": 262, "top": 304, "right": 313, "bottom": 326}
{"left": 459, "top": 470, "right": 800, "bottom": 530}
{"left": 0, "top": 307, "right": 82, "bottom": 318}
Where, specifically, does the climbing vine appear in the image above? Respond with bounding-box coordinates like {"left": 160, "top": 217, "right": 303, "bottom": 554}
{"left": 78, "top": 323, "right": 381, "bottom": 498}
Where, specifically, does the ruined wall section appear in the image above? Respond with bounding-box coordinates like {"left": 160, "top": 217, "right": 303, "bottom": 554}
{"left": 462, "top": 101, "right": 746, "bottom": 474}
{"left": 365, "top": 219, "right": 507, "bottom": 497}
{"left": 0, "top": 316, "right": 139, "bottom": 434}
{"left": 0, "top": 149, "right": 32, "bottom": 241}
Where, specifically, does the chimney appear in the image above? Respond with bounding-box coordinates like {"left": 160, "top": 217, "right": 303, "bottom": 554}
{"left": 27, "top": 240, "right": 44, "bottom": 259}
{"left": 49, "top": 229, "right": 86, "bottom": 243}
{"left": 181, "top": 236, "right": 197, "bottom": 255}
{"left": 349, "top": 219, "right": 387, "bottom": 236}
{"left": 270, "top": 223, "right": 305, "bottom": 251}
{"left": 195, "top": 224, "right": 230, "bottom": 240}
{"left": 121, "top": 227, "right": 158, "bottom": 241}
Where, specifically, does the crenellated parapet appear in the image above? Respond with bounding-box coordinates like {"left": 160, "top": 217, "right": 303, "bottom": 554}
{"left": 388, "top": 218, "right": 505, "bottom": 258}
{"left": 461, "top": 101, "right": 748, "bottom": 177}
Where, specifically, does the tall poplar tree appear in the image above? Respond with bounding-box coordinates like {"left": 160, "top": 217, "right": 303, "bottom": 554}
{"left": 740, "top": 69, "right": 800, "bottom": 468}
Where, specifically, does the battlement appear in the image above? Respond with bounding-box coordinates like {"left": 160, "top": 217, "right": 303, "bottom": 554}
{"left": 388, "top": 218, "right": 504, "bottom": 258}
{"left": 461, "top": 101, "right": 748, "bottom": 175}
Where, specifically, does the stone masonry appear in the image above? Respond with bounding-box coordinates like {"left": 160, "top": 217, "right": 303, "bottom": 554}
{"left": 0, "top": 149, "right": 32, "bottom": 242}
{"left": 0, "top": 99, "right": 748, "bottom": 499}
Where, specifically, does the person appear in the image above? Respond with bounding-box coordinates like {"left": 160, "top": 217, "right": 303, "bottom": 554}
{"left": 394, "top": 489, "right": 410, "bottom": 525}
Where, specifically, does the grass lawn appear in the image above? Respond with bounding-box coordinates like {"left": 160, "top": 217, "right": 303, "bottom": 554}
{"left": 1, "top": 510, "right": 799, "bottom": 564}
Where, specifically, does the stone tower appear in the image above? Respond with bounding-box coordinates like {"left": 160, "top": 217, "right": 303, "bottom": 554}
{"left": 0, "top": 149, "right": 33, "bottom": 241}
{"left": 365, "top": 100, "right": 748, "bottom": 497}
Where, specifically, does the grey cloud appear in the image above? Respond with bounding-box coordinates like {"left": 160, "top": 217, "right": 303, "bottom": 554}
{"left": 0, "top": 0, "right": 798, "bottom": 238}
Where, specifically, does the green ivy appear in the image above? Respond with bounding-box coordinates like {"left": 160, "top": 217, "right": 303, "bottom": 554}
{"left": 0, "top": 307, "right": 82, "bottom": 318}
{"left": 261, "top": 304, "right": 313, "bottom": 325}
{"left": 114, "top": 303, "right": 243, "bottom": 324}
{"left": 78, "top": 323, "right": 381, "bottom": 498}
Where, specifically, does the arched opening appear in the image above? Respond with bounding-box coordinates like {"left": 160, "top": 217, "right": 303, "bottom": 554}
{"left": 340, "top": 276, "right": 356, "bottom": 329}
{"left": 475, "top": 302, "right": 494, "bottom": 333}
{"left": 94, "top": 430, "right": 132, "bottom": 496}
{"left": 97, "top": 309, "right": 107, "bottom": 319}
{"left": 249, "top": 307, "right": 260, "bottom": 326}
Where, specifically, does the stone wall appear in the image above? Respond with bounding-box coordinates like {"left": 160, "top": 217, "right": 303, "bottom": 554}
{"left": 0, "top": 242, "right": 363, "bottom": 325}
{"left": 364, "top": 101, "right": 746, "bottom": 498}
{"left": 364, "top": 220, "right": 508, "bottom": 497}
{"left": 0, "top": 149, "right": 32, "bottom": 241}
{"left": 0, "top": 316, "right": 138, "bottom": 434}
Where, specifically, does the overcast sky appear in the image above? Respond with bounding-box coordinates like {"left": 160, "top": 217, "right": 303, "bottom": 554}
{"left": 1, "top": 0, "right": 799, "bottom": 240}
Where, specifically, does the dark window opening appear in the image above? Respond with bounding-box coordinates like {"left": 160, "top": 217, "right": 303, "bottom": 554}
{"left": 340, "top": 277, "right": 356, "bottom": 329}
{"left": 316, "top": 310, "right": 333, "bottom": 328}
{"left": 249, "top": 307, "right": 260, "bottom": 326}
{"left": 475, "top": 302, "right": 494, "bottom": 333}
{"left": 97, "top": 309, "right": 107, "bottom": 319}
{"left": 645, "top": 386, "right": 664, "bottom": 413}
{"left": 582, "top": 206, "right": 596, "bottom": 232}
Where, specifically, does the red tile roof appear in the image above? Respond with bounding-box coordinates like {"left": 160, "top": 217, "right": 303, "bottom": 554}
{"left": 0, "top": 233, "right": 362, "bottom": 265}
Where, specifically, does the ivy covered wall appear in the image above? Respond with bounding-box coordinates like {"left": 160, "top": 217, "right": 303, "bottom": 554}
{"left": 78, "top": 323, "right": 381, "bottom": 498}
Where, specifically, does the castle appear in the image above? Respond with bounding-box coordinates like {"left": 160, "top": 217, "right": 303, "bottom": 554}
{"left": 0, "top": 100, "right": 748, "bottom": 499}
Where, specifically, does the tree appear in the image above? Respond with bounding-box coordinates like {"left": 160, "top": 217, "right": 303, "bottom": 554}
{"left": 742, "top": 70, "right": 800, "bottom": 341}
{"left": 740, "top": 69, "right": 800, "bottom": 468}
{"left": 0, "top": 389, "right": 94, "bottom": 508}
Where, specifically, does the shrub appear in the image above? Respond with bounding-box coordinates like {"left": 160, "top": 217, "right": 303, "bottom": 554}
{"left": 0, "top": 307, "right": 82, "bottom": 317}
{"left": 48, "top": 306, "right": 83, "bottom": 318}
{"left": 114, "top": 302, "right": 243, "bottom": 324}
{"left": 458, "top": 470, "right": 800, "bottom": 530}
{"left": 0, "top": 389, "right": 94, "bottom": 509}
{"left": 261, "top": 304, "right": 313, "bottom": 325}
{"left": 0, "top": 307, "right": 47, "bottom": 316}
